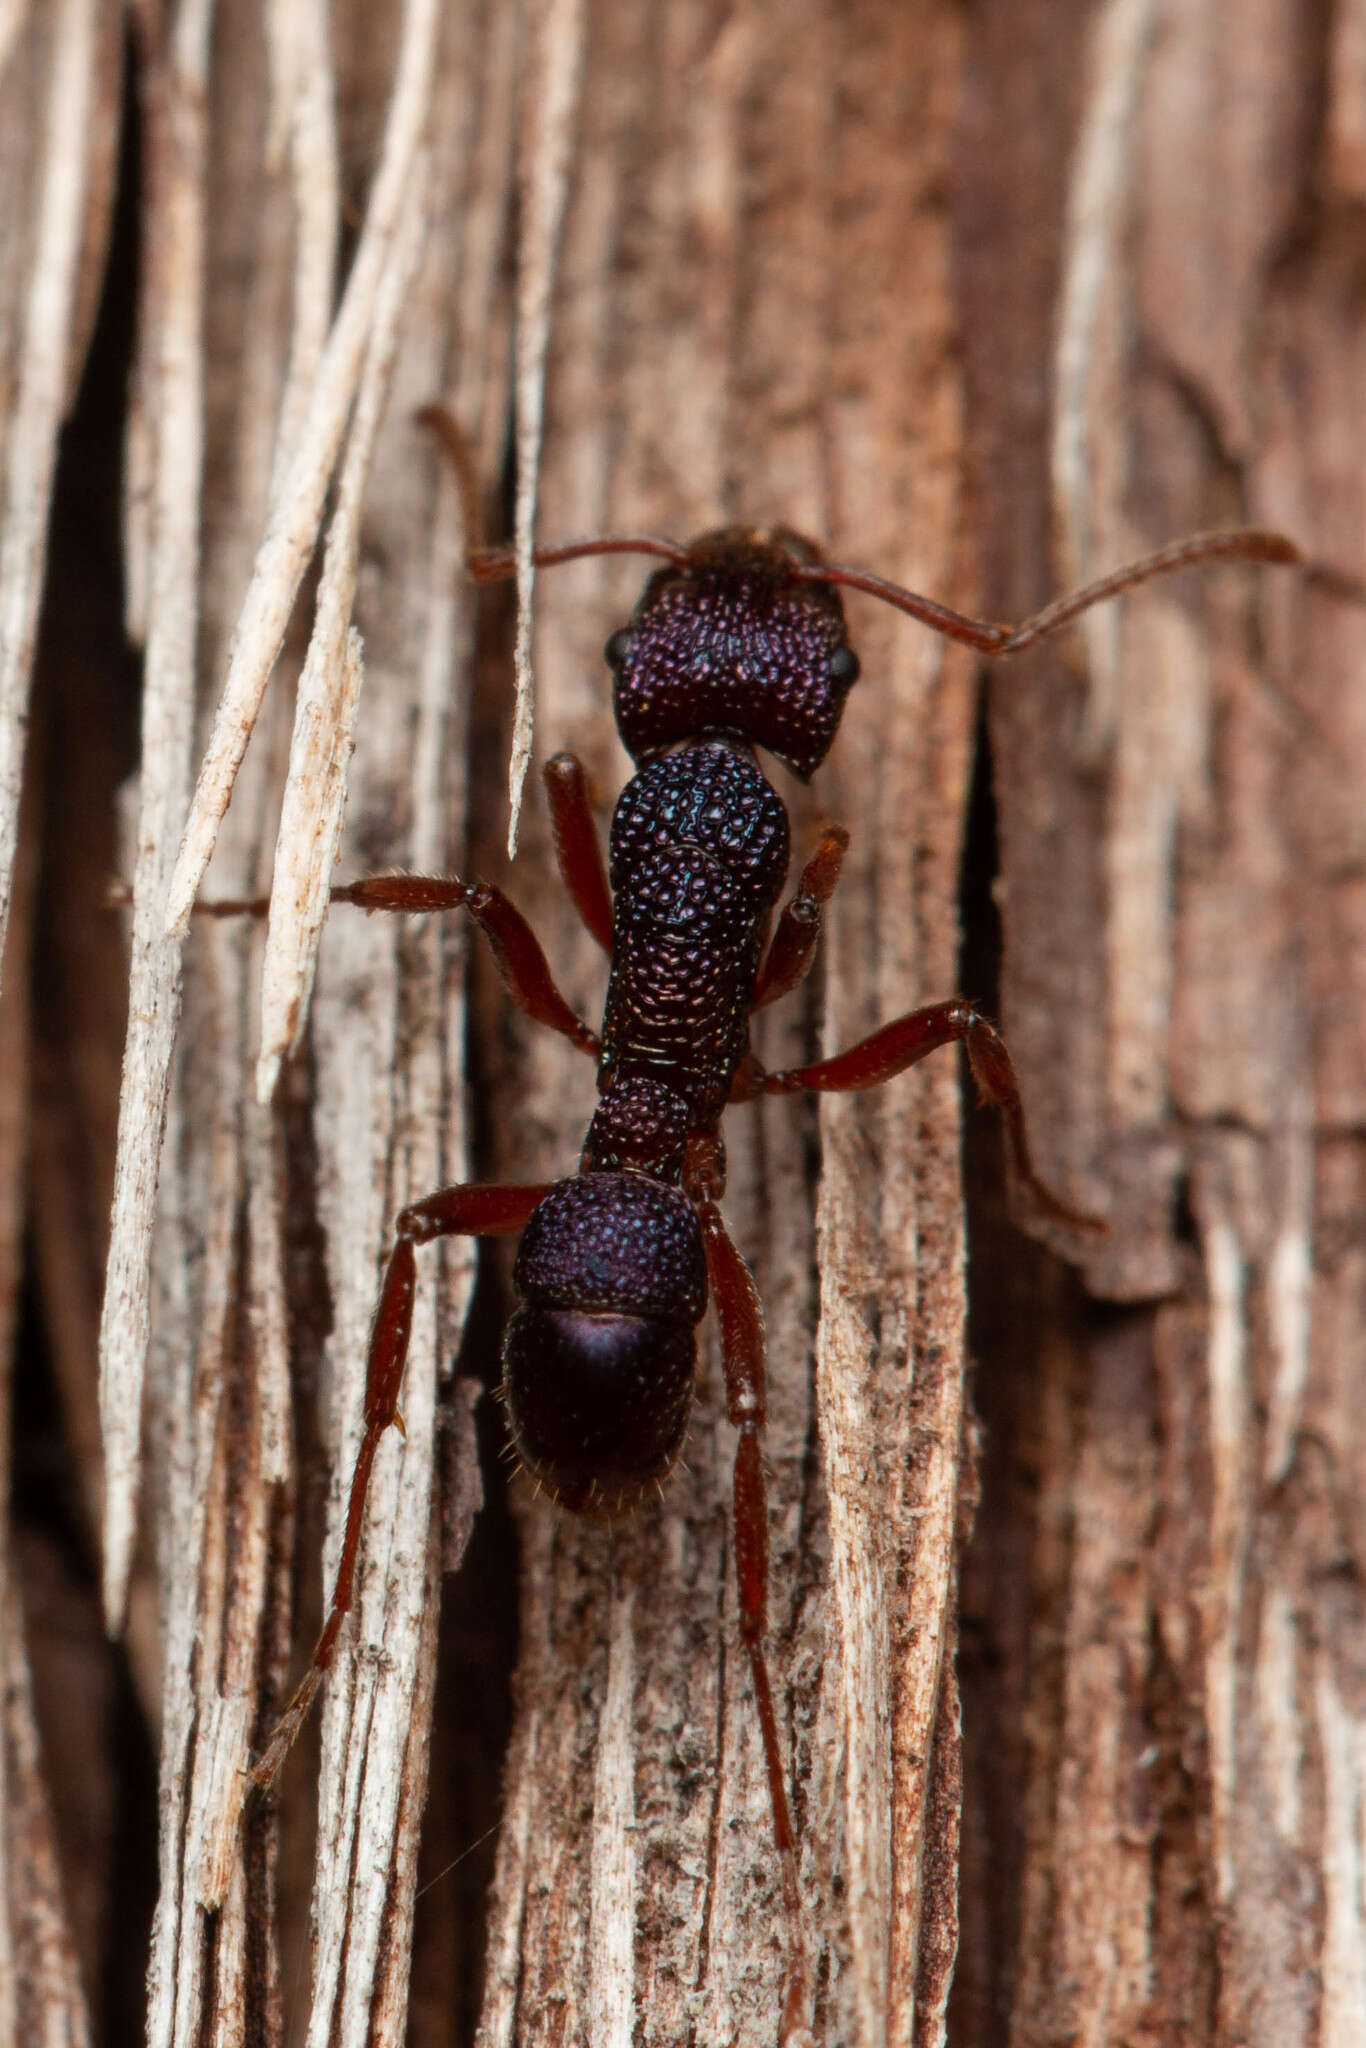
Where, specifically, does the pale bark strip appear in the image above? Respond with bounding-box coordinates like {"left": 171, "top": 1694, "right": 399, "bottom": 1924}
{"left": 255, "top": 151, "right": 428, "bottom": 1101}
{"left": 255, "top": 625, "right": 363, "bottom": 1097}
{"left": 1263, "top": 1089, "right": 1313, "bottom": 1487}
{"left": 162, "top": 0, "right": 440, "bottom": 937}
{"left": 1314, "top": 1659, "right": 1366, "bottom": 2048}
{"left": 265, "top": 0, "right": 338, "bottom": 492}
{"left": 506, "top": 0, "right": 587, "bottom": 854}
{"left": 1050, "top": 0, "right": 1152, "bottom": 752}
{"left": 98, "top": 0, "right": 211, "bottom": 1633}
{"left": 1199, "top": 1201, "right": 1249, "bottom": 1908}
{"left": 586, "top": 1582, "right": 637, "bottom": 2048}
{"left": 0, "top": 0, "right": 99, "bottom": 987}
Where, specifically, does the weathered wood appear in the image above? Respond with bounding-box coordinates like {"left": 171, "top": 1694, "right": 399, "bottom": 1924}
{"left": 957, "top": 6, "right": 1366, "bottom": 2045}
{"left": 7, "top": 3, "right": 1366, "bottom": 2045}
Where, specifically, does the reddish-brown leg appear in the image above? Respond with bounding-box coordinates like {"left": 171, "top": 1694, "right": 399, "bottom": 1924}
{"left": 687, "top": 1139, "right": 808, "bottom": 2044}
{"left": 544, "top": 751, "right": 614, "bottom": 953}
{"left": 736, "top": 997, "right": 1104, "bottom": 1231}
{"left": 751, "top": 822, "right": 849, "bottom": 1010}
{"left": 165, "top": 872, "right": 601, "bottom": 1058}
{"left": 250, "top": 1178, "right": 553, "bottom": 1789}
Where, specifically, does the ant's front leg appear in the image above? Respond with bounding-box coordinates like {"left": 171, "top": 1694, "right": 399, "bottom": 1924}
{"left": 251, "top": 1178, "right": 553, "bottom": 1790}
{"left": 751, "top": 823, "right": 849, "bottom": 1010}
{"left": 335, "top": 876, "right": 601, "bottom": 1056}
{"left": 156, "top": 869, "right": 601, "bottom": 1059}
{"left": 543, "top": 752, "right": 614, "bottom": 953}
{"left": 736, "top": 998, "right": 1104, "bottom": 1232}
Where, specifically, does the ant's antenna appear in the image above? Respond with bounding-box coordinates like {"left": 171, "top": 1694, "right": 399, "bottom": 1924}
{"left": 803, "top": 528, "right": 1302, "bottom": 657}
{"left": 416, "top": 405, "right": 689, "bottom": 584}
{"left": 420, "top": 418, "right": 1303, "bottom": 656}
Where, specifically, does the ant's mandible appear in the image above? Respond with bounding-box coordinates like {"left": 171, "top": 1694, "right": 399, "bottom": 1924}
{"left": 206, "top": 415, "right": 1301, "bottom": 2043}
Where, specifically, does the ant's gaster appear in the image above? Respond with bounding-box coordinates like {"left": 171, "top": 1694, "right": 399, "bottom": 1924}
{"left": 202, "top": 414, "right": 1301, "bottom": 2044}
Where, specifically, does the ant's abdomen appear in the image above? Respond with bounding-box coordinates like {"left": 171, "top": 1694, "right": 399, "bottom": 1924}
{"left": 503, "top": 1172, "right": 708, "bottom": 1517}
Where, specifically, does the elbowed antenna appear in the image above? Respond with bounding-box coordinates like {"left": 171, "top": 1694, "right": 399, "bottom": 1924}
{"left": 415, "top": 403, "right": 690, "bottom": 583}
{"left": 421, "top": 402, "right": 1304, "bottom": 653}
{"left": 465, "top": 533, "right": 692, "bottom": 582}
{"left": 798, "top": 527, "right": 1303, "bottom": 655}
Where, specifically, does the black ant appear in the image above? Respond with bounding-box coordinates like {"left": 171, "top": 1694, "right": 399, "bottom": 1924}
{"left": 201, "top": 417, "right": 1302, "bottom": 2043}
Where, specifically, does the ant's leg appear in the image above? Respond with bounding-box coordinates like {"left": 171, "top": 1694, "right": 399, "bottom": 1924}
{"left": 333, "top": 877, "right": 600, "bottom": 1055}
{"left": 739, "top": 998, "right": 1103, "bottom": 1231}
{"left": 251, "top": 1178, "right": 553, "bottom": 1790}
{"left": 691, "top": 1171, "right": 808, "bottom": 2045}
{"left": 137, "top": 872, "right": 601, "bottom": 1058}
{"left": 751, "top": 824, "right": 849, "bottom": 1011}
{"left": 543, "top": 752, "right": 614, "bottom": 952}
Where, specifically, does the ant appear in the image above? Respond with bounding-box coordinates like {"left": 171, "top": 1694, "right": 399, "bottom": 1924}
{"left": 200, "top": 418, "right": 1303, "bottom": 2043}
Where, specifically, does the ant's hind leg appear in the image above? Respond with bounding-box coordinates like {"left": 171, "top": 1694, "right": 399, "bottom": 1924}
{"left": 751, "top": 822, "right": 849, "bottom": 1010}
{"left": 250, "top": 1177, "right": 553, "bottom": 1791}
{"left": 544, "top": 752, "right": 614, "bottom": 952}
{"left": 740, "top": 997, "right": 1104, "bottom": 1232}
{"left": 690, "top": 1174, "right": 809, "bottom": 2045}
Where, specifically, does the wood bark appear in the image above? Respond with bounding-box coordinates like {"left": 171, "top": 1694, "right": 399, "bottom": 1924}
{"left": 5, "top": 3, "right": 1366, "bottom": 2047}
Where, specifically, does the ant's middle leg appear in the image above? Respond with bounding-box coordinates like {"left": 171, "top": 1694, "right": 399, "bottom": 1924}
{"left": 160, "top": 871, "right": 601, "bottom": 1059}
{"left": 250, "top": 1177, "right": 553, "bottom": 1790}
{"left": 736, "top": 998, "right": 1103, "bottom": 1231}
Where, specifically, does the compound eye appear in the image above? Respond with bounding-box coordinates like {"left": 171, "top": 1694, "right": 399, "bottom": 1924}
{"left": 604, "top": 627, "right": 635, "bottom": 671}
{"left": 829, "top": 645, "right": 860, "bottom": 688}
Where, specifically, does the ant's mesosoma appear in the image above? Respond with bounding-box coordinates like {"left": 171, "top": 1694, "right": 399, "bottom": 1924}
{"left": 212, "top": 425, "right": 1300, "bottom": 2040}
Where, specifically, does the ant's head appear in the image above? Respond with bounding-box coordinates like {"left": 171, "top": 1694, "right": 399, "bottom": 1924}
{"left": 604, "top": 527, "right": 861, "bottom": 780}
{"left": 501, "top": 1173, "right": 707, "bottom": 1518}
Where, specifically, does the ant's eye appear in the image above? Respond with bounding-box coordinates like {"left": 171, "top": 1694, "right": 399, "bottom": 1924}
{"left": 829, "top": 645, "right": 860, "bottom": 688}
{"left": 605, "top": 628, "right": 635, "bottom": 671}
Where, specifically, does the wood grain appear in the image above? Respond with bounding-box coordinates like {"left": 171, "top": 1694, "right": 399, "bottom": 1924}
{"left": 5, "top": 3, "right": 1366, "bottom": 2046}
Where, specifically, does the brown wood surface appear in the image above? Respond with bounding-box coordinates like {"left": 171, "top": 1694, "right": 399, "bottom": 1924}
{"left": 5, "top": 3, "right": 1366, "bottom": 2046}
